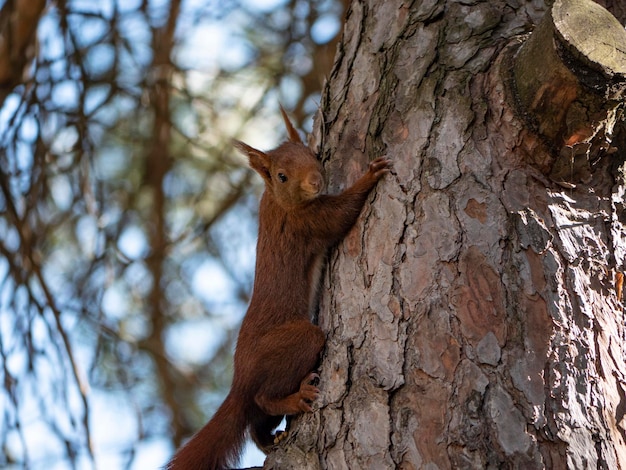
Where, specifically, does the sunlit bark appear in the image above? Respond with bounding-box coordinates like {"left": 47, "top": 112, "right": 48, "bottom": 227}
{"left": 265, "top": 0, "right": 626, "bottom": 468}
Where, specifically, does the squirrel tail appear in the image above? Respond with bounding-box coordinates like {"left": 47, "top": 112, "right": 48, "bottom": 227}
{"left": 165, "top": 392, "right": 248, "bottom": 470}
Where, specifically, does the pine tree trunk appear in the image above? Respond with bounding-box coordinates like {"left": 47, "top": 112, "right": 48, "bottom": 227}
{"left": 265, "top": 0, "right": 626, "bottom": 468}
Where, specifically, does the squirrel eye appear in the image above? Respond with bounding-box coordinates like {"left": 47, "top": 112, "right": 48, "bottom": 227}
{"left": 277, "top": 173, "right": 288, "bottom": 183}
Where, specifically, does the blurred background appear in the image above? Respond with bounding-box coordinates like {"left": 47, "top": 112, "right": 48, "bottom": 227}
{"left": 0, "top": 0, "right": 347, "bottom": 468}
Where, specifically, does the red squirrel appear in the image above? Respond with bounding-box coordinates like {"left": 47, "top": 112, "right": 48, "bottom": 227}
{"left": 166, "top": 108, "right": 391, "bottom": 470}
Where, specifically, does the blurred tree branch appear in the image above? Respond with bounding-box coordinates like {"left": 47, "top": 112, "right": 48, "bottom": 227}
{"left": 0, "top": 0, "right": 46, "bottom": 103}
{"left": 143, "top": 0, "right": 187, "bottom": 446}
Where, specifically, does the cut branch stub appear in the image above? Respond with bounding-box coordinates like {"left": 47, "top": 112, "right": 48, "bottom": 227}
{"left": 512, "top": 0, "right": 626, "bottom": 185}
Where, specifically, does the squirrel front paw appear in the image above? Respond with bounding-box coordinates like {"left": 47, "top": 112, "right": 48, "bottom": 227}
{"left": 368, "top": 157, "right": 392, "bottom": 180}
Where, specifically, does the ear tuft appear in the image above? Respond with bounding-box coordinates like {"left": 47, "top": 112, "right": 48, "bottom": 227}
{"left": 233, "top": 140, "right": 271, "bottom": 181}
{"left": 279, "top": 105, "right": 303, "bottom": 144}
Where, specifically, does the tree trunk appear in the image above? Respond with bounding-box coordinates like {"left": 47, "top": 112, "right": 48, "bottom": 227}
{"left": 265, "top": 0, "right": 626, "bottom": 469}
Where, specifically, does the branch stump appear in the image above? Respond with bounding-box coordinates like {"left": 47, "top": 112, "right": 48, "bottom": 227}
{"left": 512, "top": 0, "right": 626, "bottom": 185}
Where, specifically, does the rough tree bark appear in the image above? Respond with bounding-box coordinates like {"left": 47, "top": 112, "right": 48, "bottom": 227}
{"left": 264, "top": 0, "right": 626, "bottom": 469}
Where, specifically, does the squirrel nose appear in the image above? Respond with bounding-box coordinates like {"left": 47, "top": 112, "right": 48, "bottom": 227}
{"left": 307, "top": 174, "right": 323, "bottom": 193}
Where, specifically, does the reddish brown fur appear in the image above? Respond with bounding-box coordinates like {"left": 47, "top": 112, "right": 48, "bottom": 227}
{"left": 166, "top": 108, "right": 391, "bottom": 470}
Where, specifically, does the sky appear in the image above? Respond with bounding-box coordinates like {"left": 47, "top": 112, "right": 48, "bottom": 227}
{"left": 0, "top": 0, "right": 343, "bottom": 468}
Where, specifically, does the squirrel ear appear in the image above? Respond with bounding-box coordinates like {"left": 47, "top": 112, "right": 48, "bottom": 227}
{"left": 233, "top": 140, "right": 271, "bottom": 182}
{"left": 279, "top": 105, "right": 303, "bottom": 144}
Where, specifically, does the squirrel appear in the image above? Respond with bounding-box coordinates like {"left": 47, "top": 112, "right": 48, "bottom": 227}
{"left": 165, "top": 107, "right": 391, "bottom": 470}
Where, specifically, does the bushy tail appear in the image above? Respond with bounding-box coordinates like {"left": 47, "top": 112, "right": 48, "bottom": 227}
{"left": 166, "top": 393, "right": 247, "bottom": 470}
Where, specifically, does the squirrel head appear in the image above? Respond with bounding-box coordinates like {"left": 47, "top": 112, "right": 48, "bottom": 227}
{"left": 234, "top": 107, "right": 324, "bottom": 209}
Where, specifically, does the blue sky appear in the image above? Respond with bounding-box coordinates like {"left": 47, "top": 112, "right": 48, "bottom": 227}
{"left": 0, "top": 0, "right": 343, "bottom": 467}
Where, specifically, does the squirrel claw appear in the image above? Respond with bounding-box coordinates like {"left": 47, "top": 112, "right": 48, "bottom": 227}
{"left": 303, "top": 372, "right": 320, "bottom": 385}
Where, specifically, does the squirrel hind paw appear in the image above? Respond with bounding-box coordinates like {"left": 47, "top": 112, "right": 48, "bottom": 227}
{"left": 273, "top": 430, "right": 288, "bottom": 446}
